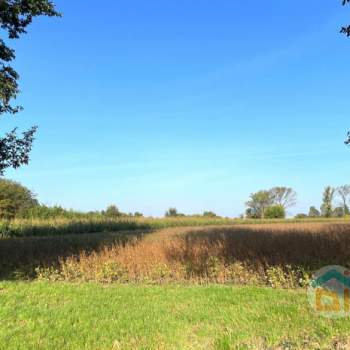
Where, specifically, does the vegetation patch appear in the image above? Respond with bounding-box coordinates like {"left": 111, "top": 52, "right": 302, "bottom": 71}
{"left": 1, "top": 222, "right": 349, "bottom": 286}
{"left": 1, "top": 281, "right": 350, "bottom": 350}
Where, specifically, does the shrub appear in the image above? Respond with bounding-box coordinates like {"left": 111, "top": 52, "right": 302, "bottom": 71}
{"left": 333, "top": 207, "right": 345, "bottom": 218}
{"left": 203, "top": 211, "right": 217, "bottom": 218}
{"left": 104, "top": 205, "right": 122, "bottom": 217}
{"left": 25, "top": 205, "right": 81, "bottom": 219}
{"left": 165, "top": 208, "right": 179, "bottom": 217}
{"left": 245, "top": 208, "right": 260, "bottom": 219}
{"left": 264, "top": 205, "right": 285, "bottom": 219}
{"left": 308, "top": 206, "right": 320, "bottom": 217}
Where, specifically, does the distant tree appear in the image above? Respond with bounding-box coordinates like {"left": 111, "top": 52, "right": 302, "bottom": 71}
{"left": 333, "top": 206, "right": 345, "bottom": 218}
{"left": 105, "top": 205, "right": 122, "bottom": 217}
{"left": 25, "top": 204, "right": 80, "bottom": 219}
{"left": 321, "top": 186, "right": 335, "bottom": 217}
{"left": 0, "top": 178, "right": 38, "bottom": 219}
{"left": 337, "top": 185, "right": 350, "bottom": 215}
{"left": 245, "top": 208, "right": 259, "bottom": 219}
{"left": 165, "top": 207, "right": 179, "bottom": 217}
{"left": 0, "top": 1, "right": 60, "bottom": 174}
{"left": 245, "top": 191, "right": 273, "bottom": 219}
{"left": 269, "top": 187, "right": 297, "bottom": 209}
{"left": 295, "top": 213, "right": 308, "bottom": 219}
{"left": 264, "top": 205, "right": 286, "bottom": 219}
{"left": 203, "top": 211, "right": 217, "bottom": 218}
{"left": 134, "top": 211, "right": 143, "bottom": 217}
{"left": 308, "top": 206, "right": 321, "bottom": 217}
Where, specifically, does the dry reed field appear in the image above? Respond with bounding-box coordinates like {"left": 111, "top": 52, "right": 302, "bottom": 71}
{"left": 2, "top": 221, "right": 349, "bottom": 286}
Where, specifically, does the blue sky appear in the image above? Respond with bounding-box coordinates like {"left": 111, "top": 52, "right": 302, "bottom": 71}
{"left": 3, "top": 0, "right": 350, "bottom": 217}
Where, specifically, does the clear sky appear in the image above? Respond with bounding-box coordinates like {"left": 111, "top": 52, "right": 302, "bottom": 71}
{"left": 3, "top": 0, "right": 350, "bottom": 217}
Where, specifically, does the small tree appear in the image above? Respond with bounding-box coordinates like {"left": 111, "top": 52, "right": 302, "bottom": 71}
{"left": 134, "top": 212, "right": 143, "bottom": 217}
{"left": 264, "top": 205, "right": 286, "bottom": 219}
{"left": 295, "top": 213, "right": 308, "bottom": 219}
{"left": 105, "top": 205, "right": 122, "bottom": 217}
{"left": 203, "top": 211, "right": 217, "bottom": 218}
{"left": 321, "top": 186, "right": 335, "bottom": 218}
{"left": 333, "top": 207, "right": 345, "bottom": 218}
{"left": 337, "top": 185, "right": 350, "bottom": 215}
{"left": 308, "top": 206, "right": 321, "bottom": 217}
{"left": 245, "top": 208, "right": 259, "bottom": 219}
{"left": 165, "top": 207, "right": 178, "bottom": 217}
{"left": 245, "top": 190, "right": 273, "bottom": 219}
{"left": 0, "top": 179, "right": 38, "bottom": 219}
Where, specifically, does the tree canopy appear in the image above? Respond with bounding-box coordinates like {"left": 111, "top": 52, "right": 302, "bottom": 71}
{"left": 245, "top": 190, "right": 273, "bottom": 219}
{"left": 321, "top": 186, "right": 335, "bottom": 218}
{"left": 0, "top": 178, "right": 38, "bottom": 218}
{"left": 264, "top": 205, "right": 286, "bottom": 219}
{"left": 308, "top": 206, "right": 320, "bottom": 217}
{"left": 269, "top": 187, "right": 297, "bottom": 209}
{"left": 104, "top": 205, "right": 122, "bottom": 217}
{"left": 0, "top": 0, "right": 60, "bottom": 174}
{"left": 245, "top": 187, "right": 296, "bottom": 219}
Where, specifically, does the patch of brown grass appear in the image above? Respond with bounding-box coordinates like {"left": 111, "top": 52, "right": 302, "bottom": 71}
{"left": 32, "top": 222, "right": 350, "bottom": 286}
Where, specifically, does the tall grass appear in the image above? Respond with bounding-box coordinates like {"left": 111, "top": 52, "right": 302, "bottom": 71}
{"left": 1, "top": 216, "right": 349, "bottom": 238}
{"left": 3, "top": 222, "right": 350, "bottom": 286}
{"left": 0, "top": 217, "right": 150, "bottom": 238}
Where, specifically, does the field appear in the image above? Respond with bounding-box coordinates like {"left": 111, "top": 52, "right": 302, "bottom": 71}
{"left": 1, "top": 216, "right": 349, "bottom": 238}
{"left": 1, "top": 221, "right": 350, "bottom": 284}
{"left": 1, "top": 219, "right": 350, "bottom": 349}
{"left": 1, "top": 282, "right": 350, "bottom": 350}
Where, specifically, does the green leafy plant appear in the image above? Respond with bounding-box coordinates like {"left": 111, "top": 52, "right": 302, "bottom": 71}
{"left": 264, "top": 205, "right": 286, "bottom": 219}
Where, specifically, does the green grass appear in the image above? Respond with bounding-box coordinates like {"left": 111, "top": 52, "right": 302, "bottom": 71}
{"left": 0, "top": 282, "right": 349, "bottom": 349}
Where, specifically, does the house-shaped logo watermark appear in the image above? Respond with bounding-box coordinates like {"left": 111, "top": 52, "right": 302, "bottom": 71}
{"left": 308, "top": 265, "right": 350, "bottom": 318}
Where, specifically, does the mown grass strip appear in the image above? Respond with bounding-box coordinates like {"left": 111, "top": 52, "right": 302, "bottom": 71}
{"left": 0, "top": 281, "right": 349, "bottom": 349}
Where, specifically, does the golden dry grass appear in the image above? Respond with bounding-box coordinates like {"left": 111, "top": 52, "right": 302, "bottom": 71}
{"left": 29, "top": 222, "right": 350, "bottom": 286}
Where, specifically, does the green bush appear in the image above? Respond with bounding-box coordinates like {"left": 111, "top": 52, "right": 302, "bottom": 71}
{"left": 165, "top": 208, "right": 184, "bottom": 217}
{"left": 203, "top": 211, "right": 217, "bottom": 218}
{"left": 333, "top": 207, "right": 345, "bottom": 218}
{"left": 264, "top": 205, "right": 285, "bottom": 219}
{"left": 25, "top": 205, "right": 84, "bottom": 219}
{"left": 104, "top": 205, "right": 123, "bottom": 217}
{"left": 308, "top": 206, "right": 320, "bottom": 217}
{"left": 295, "top": 213, "right": 308, "bottom": 219}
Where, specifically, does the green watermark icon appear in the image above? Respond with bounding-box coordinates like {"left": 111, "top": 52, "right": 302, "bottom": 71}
{"left": 308, "top": 265, "right": 350, "bottom": 318}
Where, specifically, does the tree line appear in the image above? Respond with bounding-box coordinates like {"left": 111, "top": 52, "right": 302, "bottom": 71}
{"left": 2, "top": 178, "right": 350, "bottom": 220}
{"left": 0, "top": 178, "right": 222, "bottom": 219}
{"left": 0, "top": 179, "right": 223, "bottom": 220}
{"left": 245, "top": 185, "right": 350, "bottom": 219}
